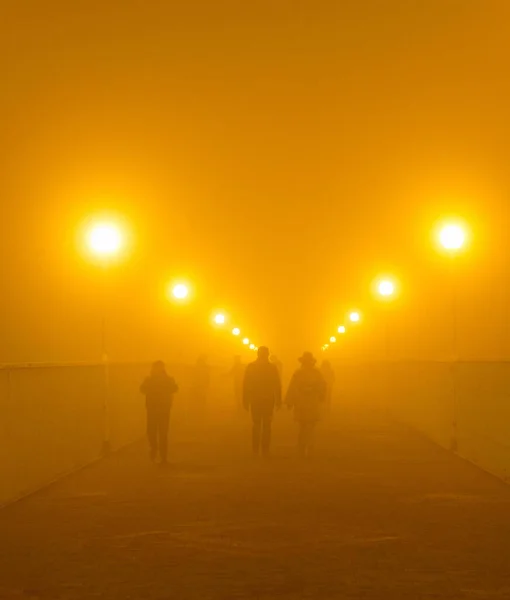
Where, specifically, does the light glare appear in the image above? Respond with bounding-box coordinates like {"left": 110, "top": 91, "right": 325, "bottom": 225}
{"left": 349, "top": 311, "right": 361, "bottom": 323}
{"left": 377, "top": 279, "right": 395, "bottom": 297}
{"left": 439, "top": 223, "right": 467, "bottom": 251}
{"left": 330, "top": 336, "right": 337, "bottom": 343}
{"left": 338, "top": 325, "right": 346, "bottom": 334}
{"left": 214, "top": 313, "right": 226, "bottom": 325}
{"left": 232, "top": 327, "right": 241, "bottom": 336}
{"left": 86, "top": 222, "right": 123, "bottom": 257}
{"left": 172, "top": 283, "right": 189, "bottom": 300}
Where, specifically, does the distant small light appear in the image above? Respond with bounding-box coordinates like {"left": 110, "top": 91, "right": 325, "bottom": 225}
{"left": 214, "top": 313, "right": 226, "bottom": 325}
{"left": 349, "top": 311, "right": 361, "bottom": 323}
{"left": 330, "top": 336, "right": 337, "bottom": 343}
{"left": 249, "top": 343, "right": 255, "bottom": 350}
{"left": 242, "top": 338, "right": 250, "bottom": 345}
{"left": 338, "top": 325, "right": 346, "bottom": 334}
{"left": 232, "top": 327, "right": 241, "bottom": 336}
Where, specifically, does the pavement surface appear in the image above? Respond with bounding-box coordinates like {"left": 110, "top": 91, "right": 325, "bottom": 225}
{"left": 2, "top": 408, "right": 510, "bottom": 599}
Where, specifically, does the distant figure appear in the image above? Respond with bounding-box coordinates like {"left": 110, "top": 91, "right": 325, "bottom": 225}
{"left": 191, "top": 354, "right": 211, "bottom": 409}
{"left": 320, "top": 360, "right": 335, "bottom": 412}
{"left": 243, "top": 346, "right": 282, "bottom": 457}
{"left": 227, "top": 355, "right": 245, "bottom": 410}
{"left": 140, "top": 361, "right": 179, "bottom": 465}
{"left": 270, "top": 355, "right": 283, "bottom": 383}
{"left": 286, "top": 352, "right": 327, "bottom": 458}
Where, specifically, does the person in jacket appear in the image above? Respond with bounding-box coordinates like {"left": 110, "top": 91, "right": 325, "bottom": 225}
{"left": 140, "top": 361, "right": 179, "bottom": 465}
{"left": 243, "top": 346, "right": 282, "bottom": 457}
{"left": 286, "top": 352, "right": 327, "bottom": 458}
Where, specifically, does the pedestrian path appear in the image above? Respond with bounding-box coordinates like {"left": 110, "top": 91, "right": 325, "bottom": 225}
{"left": 2, "top": 410, "right": 510, "bottom": 599}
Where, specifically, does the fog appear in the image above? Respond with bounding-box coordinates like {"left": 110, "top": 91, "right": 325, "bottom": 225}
{"left": 1, "top": 1, "right": 510, "bottom": 366}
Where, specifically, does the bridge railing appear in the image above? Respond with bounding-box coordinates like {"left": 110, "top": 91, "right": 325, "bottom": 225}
{"left": 0, "top": 361, "right": 229, "bottom": 507}
{"left": 336, "top": 360, "right": 510, "bottom": 481}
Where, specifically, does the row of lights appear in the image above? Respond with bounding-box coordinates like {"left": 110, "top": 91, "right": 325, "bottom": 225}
{"left": 321, "top": 221, "right": 467, "bottom": 352}
{"left": 84, "top": 219, "right": 260, "bottom": 354}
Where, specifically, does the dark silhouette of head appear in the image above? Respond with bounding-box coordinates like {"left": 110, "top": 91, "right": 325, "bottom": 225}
{"left": 151, "top": 360, "right": 166, "bottom": 376}
{"left": 257, "top": 346, "right": 270, "bottom": 361}
{"left": 299, "top": 352, "right": 316, "bottom": 368}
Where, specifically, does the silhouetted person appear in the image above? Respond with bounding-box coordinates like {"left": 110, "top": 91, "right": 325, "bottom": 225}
{"left": 191, "top": 354, "right": 211, "bottom": 410}
{"left": 243, "top": 346, "right": 282, "bottom": 457}
{"left": 286, "top": 352, "right": 326, "bottom": 458}
{"left": 140, "top": 361, "right": 179, "bottom": 465}
{"left": 320, "top": 360, "right": 335, "bottom": 412}
{"left": 227, "top": 355, "right": 245, "bottom": 410}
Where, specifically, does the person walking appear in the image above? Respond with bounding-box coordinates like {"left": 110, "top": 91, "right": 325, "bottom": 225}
{"left": 243, "top": 346, "right": 282, "bottom": 457}
{"left": 286, "top": 352, "right": 327, "bottom": 458}
{"left": 140, "top": 361, "right": 179, "bottom": 465}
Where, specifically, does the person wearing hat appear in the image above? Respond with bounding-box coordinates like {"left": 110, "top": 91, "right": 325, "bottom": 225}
{"left": 285, "top": 352, "right": 327, "bottom": 458}
{"left": 140, "top": 361, "right": 179, "bottom": 465}
{"left": 243, "top": 346, "right": 282, "bottom": 457}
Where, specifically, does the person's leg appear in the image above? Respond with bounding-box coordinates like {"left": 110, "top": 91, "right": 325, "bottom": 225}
{"left": 158, "top": 412, "right": 170, "bottom": 463}
{"left": 261, "top": 412, "right": 273, "bottom": 457}
{"left": 146, "top": 410, "right": 158, "bottom": 461}
{"left": 251, "top": 405, "right": 262, "bottom": 456}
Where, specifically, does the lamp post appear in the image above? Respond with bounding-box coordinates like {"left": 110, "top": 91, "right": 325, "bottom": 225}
{"left": 84, "top": 218, "right": 126, "bottom": 455}
{"left": 436, "top": 221, "right": 468, "bottom": 452}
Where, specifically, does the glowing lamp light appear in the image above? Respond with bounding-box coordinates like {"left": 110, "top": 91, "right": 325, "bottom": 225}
{"left": 249, "top": 343, "right": 255, "bottom": 350}
{"left": 86, "top": 222, "right": 123, "bottom": 257}
{"left": 214, "top": 313, "right": 226, "bottom": 325}
{"left": 171, "top": 283, "right": 189, "bottom": 300}
{"left": 377, "top": 279, "right": 395, "bottom": 298}
{"left": 338, "top": 325, "right": 346, "bottom": 334}
{"left": 439, "top": 223, "right": 467, "bottom": 251}
{"left": 232, "top": 327, "right": 241, "bottom": 336}
{"left": 242, "top": 338, "right": 250, "bottom": 345}
{"left": 349, "top": 311, "right": 361, "bottom": 323}
{"left": 330, "top": 336, "right": 337, "bottom": 343}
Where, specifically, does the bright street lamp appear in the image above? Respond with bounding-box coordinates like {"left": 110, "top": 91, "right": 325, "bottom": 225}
{"left": 338, "top": 325, "right": 346, "bottom": 334}
{"left": 349, "top": 311, "right": 361, "bottom": 323}
{"left": 242, "top": 338, "right": 250, "bottom": 345}
{"left": 249, "top": 343, "right": 255, "bottom": 350}
{"left": 213, "top": 313, "right": 226, "bottom": 325}
{"left": 439, "top": 223, "right": 467, "bottom": 252}
{"left": 86, "top": 222, "right": 123, "bottom": 258}
{"left": 377, "top": 279, "right": 395, "bottom": 298}
{"left": 232, "top": 327, "right": 241, "bottom": 336}
{"left": 330, "top": 336, "right": 337, "bottom": 343}
{"left": 171, "top": 283, "right": 190, "bottom": 300}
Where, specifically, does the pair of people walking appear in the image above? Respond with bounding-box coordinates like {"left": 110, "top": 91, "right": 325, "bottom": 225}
{"left": 243, "top": 347, "right": 327, "bottom": 458}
